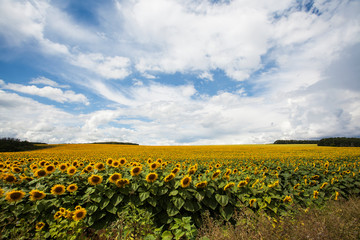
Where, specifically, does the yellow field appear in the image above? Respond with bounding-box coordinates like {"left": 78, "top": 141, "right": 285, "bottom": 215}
{"left": 0, "top": 144, "right": 359, "bottom": 239}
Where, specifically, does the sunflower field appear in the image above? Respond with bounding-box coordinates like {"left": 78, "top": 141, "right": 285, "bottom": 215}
{"left": 0, "top": 144, "right": 359, "bottom": 239}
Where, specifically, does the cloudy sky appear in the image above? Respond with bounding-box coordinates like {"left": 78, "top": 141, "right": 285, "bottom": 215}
{"left": 0, "top": 0, "right": 359, "bottom": 145}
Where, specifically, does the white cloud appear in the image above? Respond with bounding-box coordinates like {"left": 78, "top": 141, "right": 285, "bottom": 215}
{"left": 71, "top": 53, "right": 131, "bottom": 80}
{"left": 30, "top": 76, "right": 70, "bottom": 88}
{"left": 198, "top": 72, "right": 214, "bottom": 81}
{"left": 0, "top": 80, "right": 89, "bottom": 105}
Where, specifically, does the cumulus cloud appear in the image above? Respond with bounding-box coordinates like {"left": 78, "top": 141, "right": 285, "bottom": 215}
{"left": 0, "top": 80, "right": 89, "bottom": 105}
{"left": 30, "top": 76, "right": 70, "bottom": 88}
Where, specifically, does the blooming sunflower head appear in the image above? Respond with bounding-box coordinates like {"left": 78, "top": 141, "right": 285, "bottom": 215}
{"left": 112, "top": 160, "right": 120, "bottom": 168}
{"left": 195, "top": 181, "right": 208, "bottom": 189}
{"left": 237, "top": 180, "right": 247, "bottom": 188}
{"left": 119, "top": 158, "right": 127, "bottom": 166}
{"left": 94, "top": 162, "right": 105, "bottom": 171}
{"left": 224, "top": 182, "right": 235, "bottom": 191}
{"left": 51, "top": 184, "right": 66, "bottom": 195}
{"left": 149, "top": 163, "right": 158, "bottom": 171}
{"left": 116, "top": 178, "right": 130, "bottom": 188}
{"left": 188, "top": 167, "right": 196, "bottom": 175}
{"left": 58, "top": 163, "right": 68, "bottom": 172}
{"left": 67, "top": 184, "right": 78, "bottom": 193}
{"left": 5, "top": 190, "right": 26, "bottom": 202}
{"left": 35, "top": 222, "right": 45, "bottom": 231}
{"left": 130, "top": 166, "right": 142, "bottom": 176}
{"left": 146, "top": 172, "right": 158, "bottom": 183}
{"left": 29, "top": 189, "right": 46, "bottom": 201}
{"left": 67, "top": 166, "right": 77, "bottom": 176}
{"left": 164, "top": 173, "right": 175, "bottom": 182}
{"left": 12, "top": 166, "right": 22, "bottom": 173}
{"left": 88, "top": 174, "right": 103, "bottom": 185}
{"left": 73, "top": 208, "right": 87, "bottom": 221}
{"left": 180, "top": 176, "right": 191, "bottom": 188}
{"left": 34, "top": 169, "right": 47, "bottom": 178}
{"left": 54, "top": 211, "right": 62, "bottom": 220}
{"left": 171, "top": 167, "right": 180, "bottom": 175}
{"left": 106, "top": 158, "right": 113, "bottom": 166}
{"left": 3, "top": 174, "right": 17, "bottom": 184}
{"left": 108, "top": 173, "right": 122, "bottom": 183}
{"left": 45, "top": 165, "right": 56, "bottom": 174}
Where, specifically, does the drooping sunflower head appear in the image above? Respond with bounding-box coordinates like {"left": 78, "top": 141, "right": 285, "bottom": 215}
{"left": 73, "top": 208, "right": 87, "bottom": 221}
{"left": 283, "top": 196, "right": 292, "bottom": 203}
{"left": 116, "top": 178, "right": 130, "bottom": 188}
{"left": 29, "top": 189, "right": 46, "bottom": 201}
{"left": 5, "top": 190, "right": 26, "bottom": 202}
{"left": 195, "top": 181, "right": 208, "bottom": 189}
{"left": 35, "top": 222, "right": 45, "bottom": 231}
{"left": 130, "top": 166, "right": 142, "bottom": 176}
{"left": 54, "top": 211, "right": 62, "bottom": 220}
{"left": 45, "top": 165, "right": 56, "bottom": 174}
{"left": 67, "top": 184, "right": 78, "bottom": 193}
{"left": 146, "top": 172, "right": 158, "bottom": 183}
{"left": 180, "top": 176, "right": 191, "bottom": 188}
{"left": 88, "top": 174, "right": 103, "bottom": 185}
{"left": 109, "top": 173, "right": 122, "bottom": 183}
{"left": 249, "top": 199, "right": 257, "bottom": 207}
{"left": 237, "top": 180, "right": 248, "bottom": 188}
{"left": 34, "top": 169, "right": 47, "bottom": 178}
{"left": 94, "top": 162, "right": 105, "bottom": 171}
{"left": 224, "top": 182, "right": 235, "bottom": 191}
{"left": 211, "top": 170, "right": 221, "bottom": 180}
{"left": 51, "top": 184, "right": 66, "bottom": 195}
{"left": 320, "top": 182, "right": 328, "bottom": 189}
{"left": 67, "top": 166, "right": 77, "bottom": 176}
{"left": 313, "top": 190, "right": 319, "bottom": 199}
{"left": 171, "top": 167, "right": 180, "bottom": 175}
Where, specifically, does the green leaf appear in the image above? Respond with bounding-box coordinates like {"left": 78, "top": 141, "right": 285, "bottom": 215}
{"left": 105, "top": 190, "right": 115, "bottom": 199}
{"left": 172, "top": 197, "right": 185, "bottom": 210}
{"left": 111, "top": 194, "right": 123, "bottom": 206}
{"left": 139, "top": 191, "right": 150, "bottom": 202}
{"left": 264, "top": 196, "right": 272, "bottom": 204}
{"left": 87, "top": 205, "right": 98, "bottom": 215}
{"left": 100, "top": 198, "right": 110, "bottom": 209}
{"left": 158, "top": 188, "right": 169, "bottom": 195}
{"left": 167, "top": 202, "right": 180, "bottom": 217}
{"left": 215, "top": 194, "right": 229, "bottom": 207}
{"left": 169, "top": 190, "right": 178, "bottom": 196}
{"left": 183, "top": 200, "right": 200, "bottom": 212}
{"left": 147, "top": 197, "right": 157, "bottom": 207}
{"left": 106, "top": 203, "right": 117, "bottom": 214}
{"left": 91, "top": 195, "right": 102, "bottom": 203}
{"left": 195, "top": 191, "right": 205, "bottom": 202}
{"left": 162, "top": 230, "right": 173, "bottom": 240}
{"left": 220, "top": 205, "right": 234, "bottom": 221}
{"left": 203, "top": 197, "right": 218, "bottom": 210}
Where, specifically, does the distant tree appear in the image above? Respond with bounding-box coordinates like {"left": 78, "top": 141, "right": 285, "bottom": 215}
{"left": 318, "top": 137, "right": 360, "bottom": 147}
{"left": 274, "top": 140, "right": 320, "bottom": 144}
{"left": 0, "top": 137, "right": 47, "bottom": 152}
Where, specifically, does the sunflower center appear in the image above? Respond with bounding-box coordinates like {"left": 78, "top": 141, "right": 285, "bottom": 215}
{"left": 92, "top": 176, "right": 100, "bottom": 183}
{"left": 10, "top": 192, "right": 22, "bottom": 200}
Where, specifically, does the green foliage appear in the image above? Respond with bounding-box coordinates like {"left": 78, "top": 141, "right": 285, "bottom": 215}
{"left": 0, "top": 137, "right": 48, "bottom": 152}
{"left": 318, "top": 137, "right": 360, "bottom": 147}
{"left": 274, "top": 140, "right": 320, "bottom": 144}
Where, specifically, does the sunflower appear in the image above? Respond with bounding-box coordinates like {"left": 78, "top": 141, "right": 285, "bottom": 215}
{"left": 320, "top": 182, "right": 328, "bottom": 189}
{"left": 116, "top": 178, "right": 130, "bottom": 188}
{"left": 51, "top": 184, "right": 66, "bottom": 195}
{"left": 54, "top": 211, "right": 62, "bottom": 220}
{"left": 67, "top": 166, "right": 77, "bottom": 176}
{"left": 180, "top": 176, "right": 191, "bottom": 188}
{"left": 215, "top": 163, "right": 221, "bottom": 168}
{"left": 334, "top": 191, "right": 339, "bottom": 201}
{"left": 232, "top": 169, "right": 238, "bottom": 174}
{"left": 5, "top": 190, "right": 26, "bottom": 203}
{"left": 12, "top": 166, "right": 22, "bottom": 173}
{"left": 119, "top": 158, "right": 127, "bottom": 166}
{"left": 73, "top": 208, "right": 87, "bottom": 221}
{"left": 67, "top": 184, "right": 78, "bottom": 193}
{"left": 313, "top": 190, "right": 319, "bottom": 199}
{"left": 249, "top": 199, "right": 256, "bottom": 207}
{"left": 149, "top": 163, "right": 158, "bottom": 171}
{"left": 45, "top": 165, "right": 56, "bottom": 174}
{"left": 58, "top": 163, "right": 68, "bottom": 172}
{"left": 39, "top": 160, "right": 47, "bottom": 167}
{"left": 59, "top": 207, "right": 66, "bottom": 214}
{"left": 108, "top": 173, "right": 122, "bottom": 183}
{"left": 283, "top": 196, "right": 292, "bottom": 203}
{"left": 112, "top": 160, "right": 120, "bottom": 168}
{"left": 164, "top": 173, "right": 175, "bottom": 182}
{"left": 29, "top": 189, "right": 46, "bottom": 201}
{"left": 130, "top": 166, "right": 142, "bottom": 176}
{"left": 146, "top": 172, "right": 158, "bottom": 183}
{"left": 224, "top": 182, "right": 235, "bottom": 191}
{"left": 195, "top": 181, "right": 207, "bottom": 189}
{"left": 72, "top": 161, "right": 78, "bottom": 167}
{"left": 0, "top": 188, "right": 4, "bottom": 196}
{"left": 237, "top": 180, "right": 248, "bottom": 188}
{"left": 94, "top": 162, "right": 106, "bottom": 171}
{"left": 147, "top": 158, "right": 152, "bottom": 164}
{"left": 35, "top": 222, "right": 45, "bottom": 231}
{"left": 85, "top": 165, "right": 94, "bottom": 172}
{"left": 171, "top": 167, "right": 180, "bottom": 175}
{"left": 75, "top": 205, "right": 82, "bottom": 210}
{"left": 88, "top": 174, "right": 103, "bottom": 185}
{"left": 188, "top": 167, "right": 196, "bottom": 175}
{"left": 34, "top": 169, "right": 47, "bottom": 178}
{"left": 3, "top": 173, "right": 17, "bottom": 184}
{"left": 211, "top": 170, "right": 221, "bottom": 180}
{"left": 224, "top": 169, "right": 231, "bottom": 176}
{"left": 106, "top": 158, "right": 114, "bottom": 166}
{"left": 293, "top": 183, "right": 300, "bottom": 190}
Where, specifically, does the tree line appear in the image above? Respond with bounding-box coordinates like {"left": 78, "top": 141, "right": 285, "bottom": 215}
{"left": 274, "top": 137, "right": 360, "bottom": 147}
{"left": 0, "top": 138, "right": 47, "bottom": 152}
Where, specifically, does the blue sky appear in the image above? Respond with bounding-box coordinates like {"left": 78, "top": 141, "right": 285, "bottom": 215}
{"left": 0, "top": 0, "right": 359, "bottom": 145}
